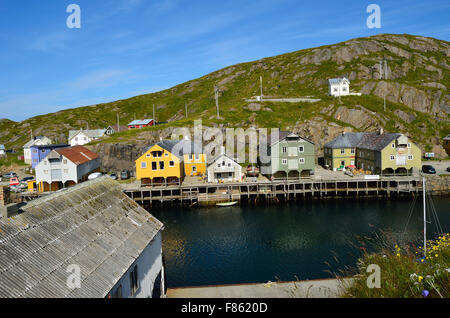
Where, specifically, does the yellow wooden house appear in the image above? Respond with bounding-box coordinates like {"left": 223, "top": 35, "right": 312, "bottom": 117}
{"left": 135, "top": 140, "right": 206, "bottom": 186}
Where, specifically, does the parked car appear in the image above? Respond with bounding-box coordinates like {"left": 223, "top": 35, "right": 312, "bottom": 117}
{"left": 422, "top": 165, "right": 436, "bottom": 174}
{"left": 88, "top": 172, "right": 103, "bottom": 180}
{"left": 109, "top": 173, "right": 118, "bottom": 180}
{"left": 120, "top": 170, "right": 130, "bottom": 180}
{"left": 2, "top": 172, "right": 17, "bottom": 179}
{"left": 20, "top": 176, "right": 34, "bottom": 183}
{"left": 9, "top": 177, "right": 20, "bottom": 186}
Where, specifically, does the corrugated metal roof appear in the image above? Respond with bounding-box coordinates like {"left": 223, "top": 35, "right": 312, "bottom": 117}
{"left": 357, "top": 132, "right": 401, "bottom": 151}
{"left": 128, "top": 119, "right": 154, "bottom": 126}
{"left": 143, "top": 140, "right": 203, "bottom": 159}
{"left": 0, "top": 177, "right": 163, "bottom": 298}
{"left": 324, "top": 132, "right": 365, "bottom": 149}
{"left": 68, "top": 129, "right": 107, "bottom": 141}
{"left": 328, "top": 77, "right": 350, "bottom": 85}
{"left": 55, "top": 146, "right": 99, "bottom": 165}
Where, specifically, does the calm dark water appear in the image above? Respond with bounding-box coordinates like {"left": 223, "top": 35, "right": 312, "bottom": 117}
{"left": 152, "top": 197, "right": 450, "bottom": 288}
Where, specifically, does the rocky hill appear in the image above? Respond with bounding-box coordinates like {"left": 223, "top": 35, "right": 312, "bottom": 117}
{"left": 1, "top": 33, "right": 449, "bottom": 171}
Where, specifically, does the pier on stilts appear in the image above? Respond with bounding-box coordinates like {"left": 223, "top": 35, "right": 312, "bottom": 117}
{"left": 123, "top": 176, "right": 424, "bottom": 209}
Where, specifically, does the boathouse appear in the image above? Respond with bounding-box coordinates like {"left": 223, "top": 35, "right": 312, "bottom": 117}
{"left": 0, "top": 177, "right": 165, "bottom": 298}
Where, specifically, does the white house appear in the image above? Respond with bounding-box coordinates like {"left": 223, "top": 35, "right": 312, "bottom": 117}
{"left": 0, "top": 177, "right": 165, "bottom": 298}
{"left": 207, "top": 147, "right": 242, "bottom": 183}
{"left": 68, "top": 129, "right": 107, "bottom": 146}
{"left": 0, "top": 144, "right": 5, "bottom": 157}
{"left": 35, "top": 145, "right": 100, "bottom": 192}
{"left": 328, "top": 77, "right": 350, "bottom": 97}
{"left": 23, "top": 136, "right": 52, "bottom": 164}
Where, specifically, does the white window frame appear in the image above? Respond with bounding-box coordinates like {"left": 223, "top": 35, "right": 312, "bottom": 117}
{"left": 282, "top": 159, "right": 287, "bottom": 165}
{"left": 299, "top": 158, "right": 305, "bottom": 165}
{"left": 390, "top": 155, "right": 395, "bottom": 161}
{"left": 408, "top": 155, "right": 413, "bottom": 160}
{"left": 298, "top": 146, "right": 304, "bottom": 153}
{"left": 141, "top": 162, "right": 147, "bottom": 169}
{"left": 169, "top": 161, "right": 175, "bottom": 167}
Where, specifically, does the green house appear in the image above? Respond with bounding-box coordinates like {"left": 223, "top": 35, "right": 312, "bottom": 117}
{"left": 259, "top": 131, "right": 315, "bottom": 179}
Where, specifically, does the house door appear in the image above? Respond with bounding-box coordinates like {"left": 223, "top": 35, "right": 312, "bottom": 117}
{"left": 51, "top": 169, "right": 62, "bottom": 180}
{"left": 288, "top": 159, "right": 298, "bottom": 170}
{"left": 396, "top": 155, "right": 406, "bottom": 166}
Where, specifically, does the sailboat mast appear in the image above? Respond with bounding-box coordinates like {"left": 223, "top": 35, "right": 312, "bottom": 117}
{"left": 423, "top": 176, "right": 427, "bottom": 256}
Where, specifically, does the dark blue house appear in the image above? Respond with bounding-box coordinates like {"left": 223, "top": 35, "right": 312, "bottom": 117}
{"left": 30, "top": 144, "right": 70, "bottom": 169}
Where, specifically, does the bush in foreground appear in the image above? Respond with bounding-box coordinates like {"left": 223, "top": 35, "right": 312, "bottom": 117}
{"left": 344, "top": 233, "right": 450, "bottom": 298}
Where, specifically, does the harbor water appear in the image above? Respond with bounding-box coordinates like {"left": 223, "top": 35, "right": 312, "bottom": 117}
{"left": 151, "top": 196, "right": 450, "bottom": 288}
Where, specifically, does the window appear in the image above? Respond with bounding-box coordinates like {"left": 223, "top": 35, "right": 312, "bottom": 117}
{"left": 165, "top": 153, "right": 169, "bottom": 157}
{"left": 44, "top": 170, "right": 48, "bottom": 174}
{"left": 218, "top": 163, "right": 221, "bottom": 168}
{"left": 282, "top": 159, "right": 287, "bottom": 165}
{"left": 75, "top": 137, "right": 78, "bottom": 141}
{"left": 351, "top": 148, "right": 355, "bottom": 154}
{"left": 390, "top": 155, "right": 395, "bottom": 161}
{"left": 130, "top": 266, "right": 139, "bottom": 297}
{"left": 222, "top": 161, "right": 226, "bottom": 166}
{"left": 169, "top": 161, "right": 175, "bottom": 167}
{"left": 146, "top": 154, "right": 150, "bottom": 158}
{"left": 141, "top": 162, "right": 147, "bottom": 169}
{"left": 189, "top": 154, "right": 193, "bottom": 160}
{"left": 392, "top": 144, "right": 395, "bottom": 148}
{"left": 63, "top": 159, "right": 67, "bottom": 164}
{"left": 63, "top": 169, "right": 68, "bottom": 173}
{"left": 408, "top": 155, "right": 413, "bottom": 160}
{"left": 228, "top": 163, "right": 231, "bottom": 167}
{"left": 192, "top": 166, "right": 197, "bottom": 172}
{"left": 407, "top": 143, "right": 411, "bottom": 149}
{"left": 112, "top": 285, "right": 122, "bottom": 298}
{"left": 159, "top": 161, "right": 164, "bottom": 170}
{"left": 298, "top": 146, "right": 304, "bottom": 153}
{"left": 334, "top": 88, "right": 338, "bottom": 92}
{"left": 341, "top": 149, "right": 345, "bottom": 154}
{"left": 299, "top": 158, "right": 305, "bottom": 164}
{"left": 341, "top": 161, "right": 345, "bottom": 167}
{"left": 152, "top": 162, "right": 157, "bottom": 170}
{"left": 342, "top": 87, "right": 347, "bottom": 92}
{"left": 282, "top": 147, "right": 287, "bottom": 153}
{"left": 44, "top": 160, "right": 47, "bottom": 165}
{"left": 41, "top": 149, "right": 46, "bottom": 153}
{"left": 195, "top": 154, "right": 200, "bottom": 160}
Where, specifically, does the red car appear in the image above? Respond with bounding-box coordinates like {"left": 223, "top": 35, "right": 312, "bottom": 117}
{"left": 9, "top": 177, "right": 20, "bottom": 186}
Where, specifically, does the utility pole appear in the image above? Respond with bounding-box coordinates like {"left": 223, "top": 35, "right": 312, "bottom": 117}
{"left": 423, "top": 176, "right": 427, "bottom": 257}
{"left": 214, "top": 85, "right": 220, "bottom": 119}
{"left": 260, "top": 76, "right": 263, "bottom": 100}
{"left": 383, "top": 58, "right": 388, "bottom": 112}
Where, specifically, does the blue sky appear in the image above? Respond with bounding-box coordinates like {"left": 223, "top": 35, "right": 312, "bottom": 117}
{"left": 0, "top": 0, "right": 449, "bottom": 122}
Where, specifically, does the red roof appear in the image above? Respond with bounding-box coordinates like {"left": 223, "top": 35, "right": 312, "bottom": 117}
{"left": 55, "top": 146, "right": 99, "bottom": 165}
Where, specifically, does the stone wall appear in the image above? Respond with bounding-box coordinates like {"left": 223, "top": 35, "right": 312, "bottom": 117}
{"left": 426, "top": 175, "right": 450, "bottom": 195}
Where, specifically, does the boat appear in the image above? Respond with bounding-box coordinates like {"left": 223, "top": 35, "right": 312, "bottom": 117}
{"left": 216, "top": 201, "right": 238, "bottom": 207}
{"left": 246, "top": 165, "right": 260, "bottom": 177}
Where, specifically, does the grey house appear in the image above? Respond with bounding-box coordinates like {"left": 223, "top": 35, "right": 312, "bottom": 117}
{"left": 0, "top": 177, "right": 165, "bottom": 298}
{"left": 260, "top": 131, "right": 315, "bottom": 179}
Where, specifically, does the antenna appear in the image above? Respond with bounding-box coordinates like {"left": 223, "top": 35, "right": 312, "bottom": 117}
{"left": 214, "top": 85, "right": 220, "bottom": 119}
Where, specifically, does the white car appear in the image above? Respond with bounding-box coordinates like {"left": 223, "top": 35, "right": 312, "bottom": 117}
{"left": 88, "top": 172, "right": 103, "bottom": 180}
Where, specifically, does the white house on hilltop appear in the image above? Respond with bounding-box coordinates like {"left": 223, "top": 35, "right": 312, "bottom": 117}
{"left": 328, "top": 77, "right": 350, "bottom": 97}
{"left": 68, "top": 129, "right": 107, "bottom": 146}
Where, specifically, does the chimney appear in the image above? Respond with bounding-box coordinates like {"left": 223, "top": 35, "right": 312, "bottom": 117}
{"left": 379, "top": 128, "right": 384, "bottom": 135}
{"left": 221, "top": 146, "right": 226, "bottom": 155}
